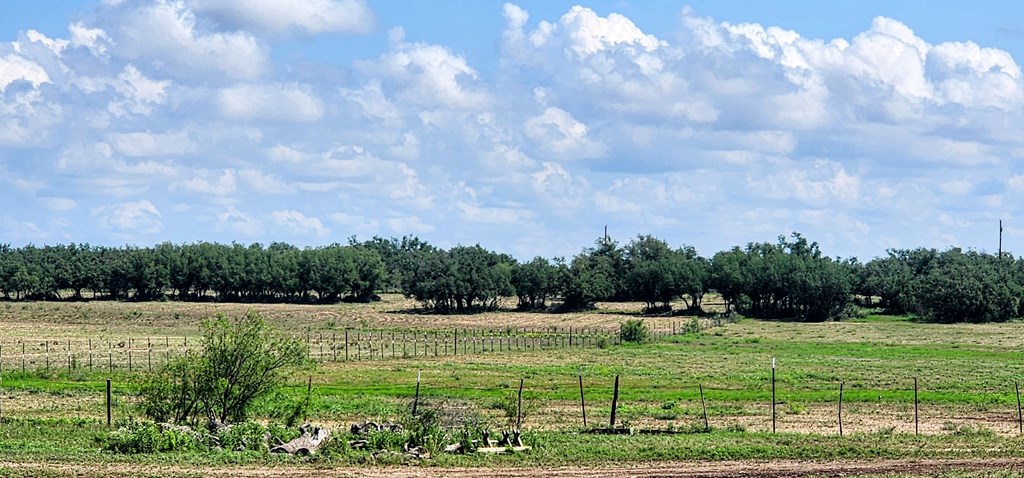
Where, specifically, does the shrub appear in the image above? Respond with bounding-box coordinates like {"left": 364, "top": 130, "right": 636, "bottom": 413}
{"left": 139, "top": 310, "right": 308, "bottom": 425}
{"left": 104, "top": 421, "right": 208, "bottom": 454}
{"left": 619, "top": 319, "right": 650, "bottom": 344}
{"left": 218, "top": 421, "right": 270, "bottom": 452}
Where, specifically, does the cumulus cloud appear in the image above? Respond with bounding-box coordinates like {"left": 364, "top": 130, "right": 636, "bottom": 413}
{"left": 271, "top": 210, "right": 330, "bottom": 238}
{"left": 0, "top": 54, "right": 50, "bottom": 90}
{"left": 176, "top": 169, "right": 237, "bottom": 196}
{"left": 358, "top": 27, "right": 490, "bottom": 110}
{"left": 2, "top": 2, "right": 1024, "bottom": 259}
{"left": 92, "top": 200, "right": 163, "bottom": 234}
{"left": 215, "top": 206, "right": 262, "bottom": 236}
{"left": 110, "top": 0, "right": 267, "bottom": 80}
{"left": 190, "top": 0, "right": 374, "bottom": 36}
{"left": 523, "top": 106, "right": 604, "bottom": 159}
{"left": 108, "top": 65, "right": 171, "bottom": 117}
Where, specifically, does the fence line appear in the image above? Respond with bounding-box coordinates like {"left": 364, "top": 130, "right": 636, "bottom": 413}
{"left": 0, "top": 321, "right": 697, "bottom": 372}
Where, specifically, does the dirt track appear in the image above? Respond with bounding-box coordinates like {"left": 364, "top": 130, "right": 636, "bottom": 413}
{"left": 3, "top": 459, "right": 1024, "bottom": 477}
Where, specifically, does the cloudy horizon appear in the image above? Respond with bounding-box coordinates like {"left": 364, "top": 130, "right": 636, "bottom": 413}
{"left": 2, "top": 1, "right": 1023, "bottom": 261}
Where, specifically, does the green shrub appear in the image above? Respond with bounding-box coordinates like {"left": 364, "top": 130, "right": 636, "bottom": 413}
{"left": 619, "top": 319, "right": 650, "bottom": 344}
{"left": 139, "top": 311, "right": 308, "bottom": 425}
{"left": 104, "top": 421, "right": 207, "bottom": 454}
{"left": 218, "top": 422, "right": 269, "bottom": 452}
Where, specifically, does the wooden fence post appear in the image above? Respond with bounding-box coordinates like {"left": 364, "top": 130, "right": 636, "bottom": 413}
{"left": 838, "top": 382, "right": 844, "bottom": 437}
{"left": 1016, "top": 381, "right": 1022, "bottom": 436}
{"left": 579, "top": 374, "right": 587, "bottom": 428}
{"left": 610, "top": 374, "right": 620, "bottom": 429}
{"left": 412, "top": 370, "right": 421, "bottom": 415}
{"left": 914, "top": 377, "right": 919, "bottom": 436}
{"left": 517, "top": 378, "right": 524, "bottom": 430}
{"left": 106, "top": 379, "right": 112, "bottom": 428}
{"left": 771, "top": 357, "right": 776, "bottom": 434}
{"left": 699, "top": 384, "right": 709, "bottom": 431}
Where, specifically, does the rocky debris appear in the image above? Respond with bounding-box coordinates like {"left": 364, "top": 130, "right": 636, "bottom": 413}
{"left": 350, "top": 420, "right": 403, "bottom": 435}
{"left": 270, "top": 423, "right": 330, "bottom": 456}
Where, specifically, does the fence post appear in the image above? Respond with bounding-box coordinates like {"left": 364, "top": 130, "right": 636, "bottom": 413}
{"left": 610, "top": 374, "right": 620, "bottom": 428}
{"left": 838, "top": 382, "right": 844, "bottom": 437}
{"left": 914, "top": 377, "right": 919, "bottom": 436}
{"left": 106, "top": 379, "right": 112, "bottom": 428}
{"left": 1016, "top": 381, "right": 1022, "bottom": 436}
{"left": 699, "top": 384, "right": 709, "bottom": 431}
{"left": 345, "top": 329, "right": 349, "bottom": 362}
{"left": 579, "top": 374, "right": 587, "bottom": 428}
{"left": 517, "top": 378, "right": 524, "bottom": 430}
{"left": 771, "top": 357, "right": 776, "bottom": 434}
{"left": 412, "top": 370, "right": 421, "bottom": 415}
{"left": 454, "top": 329, "right": 458, "bottom": 357}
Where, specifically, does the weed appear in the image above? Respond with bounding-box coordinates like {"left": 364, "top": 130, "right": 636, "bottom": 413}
{"left": 620, "top": 319, "right": 650, "bottom": 344}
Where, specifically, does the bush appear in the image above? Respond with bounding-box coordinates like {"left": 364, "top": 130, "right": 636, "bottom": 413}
{"left": 104, "top": 421, "right": 208, "bottom": 454}
{"left": 218, "top": 421, "right": 270, "bottom": 452}
{"left": 619, "top": 319, "right": 650, "bottom": 344}
{"left": 139, "top": 310, "right": 308, "bottom": 425}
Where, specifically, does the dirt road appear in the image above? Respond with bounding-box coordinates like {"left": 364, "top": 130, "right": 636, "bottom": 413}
{"left": 3, "top": 459, "right": 1024, "bottom": 477}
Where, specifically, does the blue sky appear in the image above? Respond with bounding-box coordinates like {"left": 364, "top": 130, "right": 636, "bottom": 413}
{"left": 2, "top": 1, "right": 1023, "bottom": 261}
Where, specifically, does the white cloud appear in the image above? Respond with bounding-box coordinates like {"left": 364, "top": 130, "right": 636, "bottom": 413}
{"left": 218, "top": 83, "right": 325, "bottom": 122}
{"left": 271, "top": 210, "right": 330, "bottom": 237}
{"left": 238, "top": 169, "right": 295, "bottom": 194}
{"left": 524, "top": 106, "right": 604, "bottom": 159}
{"left": 0, "top": 54, "right": 50, "bottom": 90}
{"left": 108, "top": 65, "right": 171, "bottom": 117}
{"left": 107, "top": 129, "right": 195, "bottom": 157}
{"left": 358, "top": 28, "right": 490, "bottom": 110}
{"left": 69, "top": 22, "right": 113, "bottom": 59}
{"left": 456, "top": 201, "right": 534, "bottom": 225}
{"left": 267, "top": 144, "right": 313, "bottom": 163}
{"left": 92, "top": 200, "right": 163, "bottom": 234}
{"left": 385, "top": 215, "right": 434, "bottom": 234}
{"left": 177, "top": 169, "right": 237, "bottom": 196}
{"left": 111, "top": 0, "right": 267, "bottom": 80}
{"left": 189, "top": 0, "right": 375, "bottom": 36}
{"left": 538, "top": 5, "right": 664, "bottom": 57}
{"left": 340, "top": 80, "right": 402, "bottom": 127}
{"left": 216, "top": 206, "right": 262, "bottom": 236}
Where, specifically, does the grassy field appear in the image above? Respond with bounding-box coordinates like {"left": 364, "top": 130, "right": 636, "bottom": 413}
{"left": 2, "top": 296, "right": 1024, "bottom": 475}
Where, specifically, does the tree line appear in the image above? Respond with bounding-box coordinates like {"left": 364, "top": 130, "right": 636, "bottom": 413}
{"left": 0, "top": 234, "right": 1020, "bottom": 323}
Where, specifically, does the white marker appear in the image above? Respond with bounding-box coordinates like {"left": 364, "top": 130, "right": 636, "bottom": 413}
{"left": 772, "top": 357, "right": 776, "bottom": 369}
{"left": 417, "top": 370, "right": 421, "bottom": 383}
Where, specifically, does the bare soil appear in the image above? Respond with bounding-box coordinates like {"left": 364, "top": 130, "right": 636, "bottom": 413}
{"left": 2, "top": 458, "right": 1024, "bottom": 477}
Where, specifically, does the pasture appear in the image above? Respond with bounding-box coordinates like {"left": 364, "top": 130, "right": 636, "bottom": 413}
{"left": 2, "top": 296, "right": 1024, "bottom": 476}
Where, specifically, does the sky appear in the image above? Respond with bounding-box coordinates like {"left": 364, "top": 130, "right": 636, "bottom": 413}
{"left": 2, "top": 1, "right": 1024, "bottom": 261}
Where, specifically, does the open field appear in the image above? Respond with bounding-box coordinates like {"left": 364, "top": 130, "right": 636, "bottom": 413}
{"left": 2, "top": 296, "right": 1024, "bottom": 476}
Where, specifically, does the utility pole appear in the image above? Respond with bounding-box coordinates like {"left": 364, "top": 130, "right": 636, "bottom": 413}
{"left": 999, "top": 219, "right": 1004, "bottom": 258}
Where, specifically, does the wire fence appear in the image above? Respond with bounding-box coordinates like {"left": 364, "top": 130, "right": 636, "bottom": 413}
{"left": 0, "top": 322, "right": 696, "bottom": 374}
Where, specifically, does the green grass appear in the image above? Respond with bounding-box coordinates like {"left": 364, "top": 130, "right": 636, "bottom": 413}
{"left": 4, "top": 300, "right": 1024, "bottom": 472}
